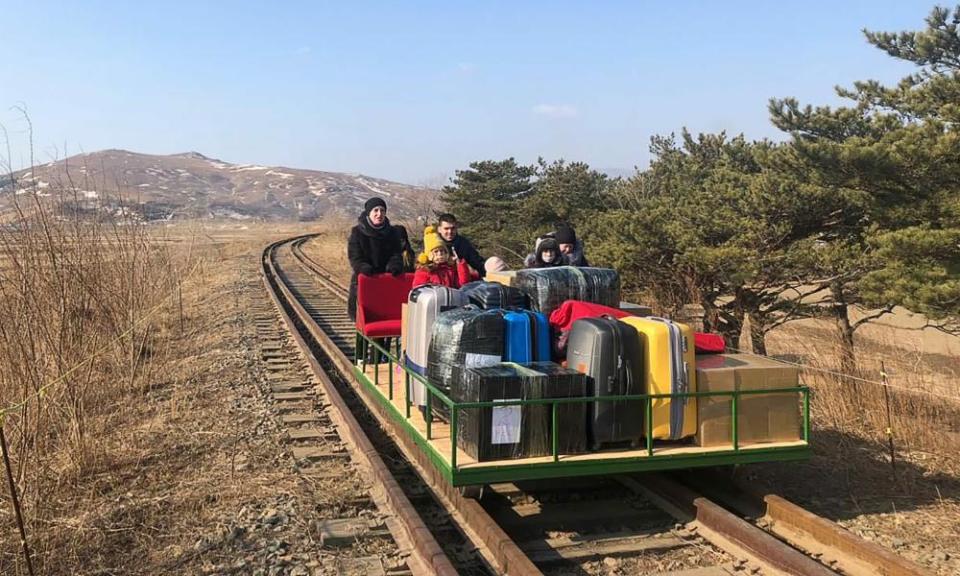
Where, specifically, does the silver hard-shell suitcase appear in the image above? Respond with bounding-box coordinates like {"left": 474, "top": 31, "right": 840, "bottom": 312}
{"left": 404, "top": 285, "right": 468, "bottom": 407}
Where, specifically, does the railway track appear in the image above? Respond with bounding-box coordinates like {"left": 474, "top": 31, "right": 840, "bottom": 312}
{"left": 260, "top": 234, "right": 932, "bottom": 576}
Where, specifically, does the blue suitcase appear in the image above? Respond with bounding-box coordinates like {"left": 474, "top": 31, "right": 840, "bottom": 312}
{"left": 502, "top": 310, "right": 551, "bottom": 363}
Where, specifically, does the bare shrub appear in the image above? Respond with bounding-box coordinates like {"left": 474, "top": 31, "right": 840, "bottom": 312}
{"left": 0, "top": 144, "right": 188, "bottom": 573}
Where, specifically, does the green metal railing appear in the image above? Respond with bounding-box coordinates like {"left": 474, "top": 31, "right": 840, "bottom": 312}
{"left": 353, "top": 332, "right": 812, "bottom": 485}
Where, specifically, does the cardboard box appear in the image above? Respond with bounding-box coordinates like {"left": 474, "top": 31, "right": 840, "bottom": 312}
{"left": 486, "top": 270, "right": 517, "bottom": 287}
{"left": 695, "top": 354, "right": 801, "bottom": 447}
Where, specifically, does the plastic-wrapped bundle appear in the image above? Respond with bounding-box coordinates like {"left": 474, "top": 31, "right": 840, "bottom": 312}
{"left": 455, "top": 362, "right": 589, "bottom": 461}
{"left": 426, "top": 306, "right": 504, "bottom": 418}
{"left": 461, "top": 281, "right": 528, "bottom": 309}
{"left": 522, "top": 362, "right": 588, "bottom": 455}
{"left": 513, "top": 267, "right": 620, "bottom": 318}
{"left": 456, "top": 364, "right": 531, "bottom": 461}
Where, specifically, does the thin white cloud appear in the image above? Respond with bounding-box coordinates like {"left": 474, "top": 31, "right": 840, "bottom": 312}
{"left": 532, "top": 103, "right": 578, "bottom": 118}
{"left": 456, "top": 62, "right": 476, "bottom": 74}
{"left": 293, "top": 46, "right": 312, "bottom": 55}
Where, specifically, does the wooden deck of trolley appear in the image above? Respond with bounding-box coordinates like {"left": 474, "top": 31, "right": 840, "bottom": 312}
{"left": 355, "top": 361, "right": 810, "bottom": 485}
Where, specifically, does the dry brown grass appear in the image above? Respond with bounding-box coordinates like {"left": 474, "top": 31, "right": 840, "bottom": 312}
{"left": 0, "top": 175, "right": 196, "bottom": 571}
{"left": 299, "top": 219, "right": 353, "bottom": 284}
{"left": 765, "top": 320, "right": 960, "bottom": 459}
{"left": 0, "top": 207, "right": 328, "bottom": 573}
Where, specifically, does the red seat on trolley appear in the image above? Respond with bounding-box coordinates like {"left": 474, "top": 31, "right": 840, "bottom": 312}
{"left": 356, "top": 273, "right": 414, "bottom": 337}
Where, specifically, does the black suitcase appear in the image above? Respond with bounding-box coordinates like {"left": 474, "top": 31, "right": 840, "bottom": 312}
{"left": 566, "top": 317, "right": 644, "bottom": 450}
{"left": 460, "top": 281, "right": 528, "bottom": 309}
{"left": 426, "top": 306, "right": 504, "bottom": 419}
{"left": 513, "top": 266, "right": 620, "bottom": 317}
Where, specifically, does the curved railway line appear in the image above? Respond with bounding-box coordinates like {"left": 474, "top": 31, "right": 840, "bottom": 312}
{"left": 260, "top": 234, "right": 932, "bottom": 576}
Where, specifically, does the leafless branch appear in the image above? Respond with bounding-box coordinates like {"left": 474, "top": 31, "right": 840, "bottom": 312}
{"left": 851, "top": 304, "right": 895, "bottom": 330}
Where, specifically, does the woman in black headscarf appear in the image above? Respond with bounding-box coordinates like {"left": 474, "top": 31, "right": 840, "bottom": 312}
{"left": 346, "top": 197, "right": 404, "bottom": 320}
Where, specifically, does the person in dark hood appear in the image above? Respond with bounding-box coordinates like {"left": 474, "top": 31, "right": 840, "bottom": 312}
{"left": 347, "top": 197, "right": 404, "bottom": 321}
{"left": 436, "top": 213, "right": 486, "bottom": 278}
{"left": 555, "top": 224, "right": 589, "bottom": 267}
{"left": 523, "top": 225, "right": 590, "bottom": 268}
{"left": 529, "top": 237, "right": 564, "bottom": 268}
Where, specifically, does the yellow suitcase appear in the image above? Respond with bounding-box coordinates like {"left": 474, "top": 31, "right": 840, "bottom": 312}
{"left": 619, "top": 316, "right": 697, "bottom": 440}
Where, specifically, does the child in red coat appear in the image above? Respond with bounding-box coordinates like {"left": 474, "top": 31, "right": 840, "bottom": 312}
{"left": 412, "top": 225, "right": 471, "bottom": 288}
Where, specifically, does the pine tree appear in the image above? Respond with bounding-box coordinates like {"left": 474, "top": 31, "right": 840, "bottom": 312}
{"left": 591, "top": 131, "right": 843, "bottom": 352}
{"left": 522, "top": 158, "right": 609, "bottom": 233}
{"left": 440, "top": 159, "right": 536, "bottom": 263}
{"left": 769, "top": 5, "right": 960, "bottom": 370}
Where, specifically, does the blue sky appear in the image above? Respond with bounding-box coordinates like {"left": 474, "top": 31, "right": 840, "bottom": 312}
{"left": 0, "top": 1, "right": 937, "bottom": 184}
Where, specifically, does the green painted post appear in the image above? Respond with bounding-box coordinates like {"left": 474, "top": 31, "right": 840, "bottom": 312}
{"left": 426, "top": 390, "right": 432, "bottom": 440}
{"left": 388, "top": 356, "right": 394, "bottom": 400}
{"left": 552, "top": 402, "right": 559, "bottom": 463}
{"left": 802, "top": 389, "right": 810, "bottom": 442}
{"left": 451, "top": 406, "right": 458, "bottom": 470}
{"left": 374, "top": 345, "right": 379, "bottom": 387}
{"left": 732, "top": 391, "right": 739, "bottom": 451}
{"left": 360, "top": 335, "right": 367, "bottom": 372}
{"left": 646, "top": 397, "right": 654, "bottom": 456}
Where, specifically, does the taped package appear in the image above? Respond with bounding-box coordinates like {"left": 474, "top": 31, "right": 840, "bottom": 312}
{"left": 455, "top": 362, "right": 588, "bottom": 461}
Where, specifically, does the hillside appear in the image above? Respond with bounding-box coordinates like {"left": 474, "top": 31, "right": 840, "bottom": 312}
{"left": 0, "top": 149, "right": 432, "bottom": 221}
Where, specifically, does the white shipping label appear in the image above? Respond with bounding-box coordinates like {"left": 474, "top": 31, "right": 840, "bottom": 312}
{"left": 491, "top": 399, "right": 522, "bottom": 445}
{"left": 465, "top": 353, "right": 501, "bottom": 369}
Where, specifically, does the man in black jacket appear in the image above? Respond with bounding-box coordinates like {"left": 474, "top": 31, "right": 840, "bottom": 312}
{"left": 436, "top": 213, "right": 485, "bottom": 278}
{"left": 347, "top": 197, "right": 404, "bottom": 320}
{"left": 555, "top": 224, "right": 589, "bottom": 267}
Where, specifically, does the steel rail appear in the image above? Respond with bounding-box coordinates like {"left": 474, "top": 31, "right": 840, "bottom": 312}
{"left": 261, "top": 236, "right": 458, "bottom": 576}
{"left": 278, "top": 236, "right": 541, "bottom": 575}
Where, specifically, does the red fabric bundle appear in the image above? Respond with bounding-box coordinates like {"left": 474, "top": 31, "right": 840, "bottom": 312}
{"left": 548, "top": 300, "right": 630, "bottom": 359}
{"left": 549, "top": 300, "right": 726, "bottom": 356}
{"left": 548, "top": 300, "right": 629, "bottom": 332}
{"left": 694, "top": 332, "right": 725, "bottom": 354}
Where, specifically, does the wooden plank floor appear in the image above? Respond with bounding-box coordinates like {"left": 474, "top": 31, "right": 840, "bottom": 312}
{"left": 359, "top": 362, "right": 807, "bottom": 470}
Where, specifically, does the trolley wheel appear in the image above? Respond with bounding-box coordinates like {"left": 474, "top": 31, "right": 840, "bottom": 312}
{"left": 458, "top": 484, "right": 485, "bottom": 500}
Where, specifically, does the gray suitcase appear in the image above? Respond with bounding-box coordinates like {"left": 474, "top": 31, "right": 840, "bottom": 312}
{"left": 566, "top": 317, "right": 644, "bottom": 450}
{"left": 405, "top": 285, "right": 468, "bottom": 407}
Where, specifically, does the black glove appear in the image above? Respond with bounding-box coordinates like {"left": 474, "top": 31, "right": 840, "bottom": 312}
{"left": 386, "top": 261, "right": 403, "bottom": 276}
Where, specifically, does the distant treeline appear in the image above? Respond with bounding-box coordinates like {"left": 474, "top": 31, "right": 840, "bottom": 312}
{"left": 441, "top": 5, "right": 960, "bottom": 372}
